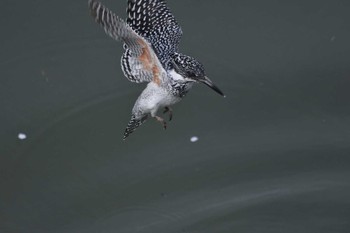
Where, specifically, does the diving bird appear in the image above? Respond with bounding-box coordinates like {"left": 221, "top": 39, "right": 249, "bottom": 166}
{"left": 88, "top": 0, "right": 225, "bottom": 140}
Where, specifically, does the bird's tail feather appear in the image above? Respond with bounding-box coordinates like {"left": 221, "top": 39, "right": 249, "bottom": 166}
{"left": 123, "top": 114, "right": 148, "bottom": 140}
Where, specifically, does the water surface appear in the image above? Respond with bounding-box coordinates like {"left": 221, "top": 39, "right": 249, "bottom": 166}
{"left": 1, "top": 0, "right": 350, "bottom": 232}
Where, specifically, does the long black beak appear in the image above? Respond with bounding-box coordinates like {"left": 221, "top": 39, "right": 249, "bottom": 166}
{"left": 198, "top": 76, "right": 225, "bottom": 97}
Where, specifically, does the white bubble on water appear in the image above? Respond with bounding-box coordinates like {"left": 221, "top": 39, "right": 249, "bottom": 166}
{"left": 18, "top": 133, "right": 27, "bottom": 140}
{"left": 190, "top": 136, "right": 199, "bottom": 143}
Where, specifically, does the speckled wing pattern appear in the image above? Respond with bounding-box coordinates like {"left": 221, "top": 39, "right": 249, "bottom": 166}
{"left": 89, "top": 0, "right": 161, "bottom": 83}
{"left": 126, "top": 0, "right": 183, "bottom": 69}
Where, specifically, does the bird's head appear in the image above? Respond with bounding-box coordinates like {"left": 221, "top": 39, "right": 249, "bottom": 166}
{"left": 172, "top": 53, "right": 225, "bottom": 97}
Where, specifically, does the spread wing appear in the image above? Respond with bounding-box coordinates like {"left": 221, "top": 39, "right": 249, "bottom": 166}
{"left": 89, "top": 0, "right": 164, "bottom": 84}
{"left": 126, "top": 0, "right": 183, "bottom": 69}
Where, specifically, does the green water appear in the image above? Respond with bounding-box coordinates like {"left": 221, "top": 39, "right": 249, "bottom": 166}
{"left": 1, "top": 0, "right": 350, "bottom": 232}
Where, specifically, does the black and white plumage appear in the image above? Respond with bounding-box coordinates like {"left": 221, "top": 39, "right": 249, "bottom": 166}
{"left": 126, "top": 0, "right": 182, "bottom": 68}
{"left": 88, "top": 0, "right": 224, "bottom": 140}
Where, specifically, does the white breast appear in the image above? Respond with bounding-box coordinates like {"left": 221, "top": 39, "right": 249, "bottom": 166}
{"left": 133, "top": 82, "right": 181, "bottom": 117}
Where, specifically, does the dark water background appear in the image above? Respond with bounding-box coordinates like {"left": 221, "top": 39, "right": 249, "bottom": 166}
{"left": 1, "top": 0, "right": 350, "bottom": 232}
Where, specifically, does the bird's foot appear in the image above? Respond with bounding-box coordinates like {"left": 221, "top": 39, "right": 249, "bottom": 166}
{"left": 163, "top": 107, "right": 173, "bottom": 121}
{"left": 154, "top": 116, "right": 167, "bottom": 130}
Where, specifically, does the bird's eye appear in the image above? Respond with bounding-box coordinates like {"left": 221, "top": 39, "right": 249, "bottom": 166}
{"left": 187, "top": 71, "right": 196, "bottom": 77}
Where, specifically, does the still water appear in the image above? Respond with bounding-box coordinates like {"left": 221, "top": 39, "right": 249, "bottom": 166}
{"left": 1, "top": 0, "right": 350, "bottom": 232}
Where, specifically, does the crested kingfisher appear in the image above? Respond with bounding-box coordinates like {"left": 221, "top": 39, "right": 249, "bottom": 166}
{"left": 88, "top": 0, "right": 225, "bottom": 140}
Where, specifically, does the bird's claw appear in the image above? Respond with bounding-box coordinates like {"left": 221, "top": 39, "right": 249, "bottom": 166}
{"left": 154, "top": 116, "right": 167, "bottom": 130}
{"left": 163, "top": 107, "right": 173, "bottom": 121}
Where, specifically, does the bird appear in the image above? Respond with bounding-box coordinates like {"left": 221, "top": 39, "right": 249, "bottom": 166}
{"left": 88, "top": 0, "right": 225, "bottom": 140}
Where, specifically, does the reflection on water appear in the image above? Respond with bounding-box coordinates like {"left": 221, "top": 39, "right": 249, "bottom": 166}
{"left": 1, "top": 0, "right": 350, "bottom": 232}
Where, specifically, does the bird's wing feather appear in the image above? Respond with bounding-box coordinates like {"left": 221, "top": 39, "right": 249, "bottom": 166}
{"left": 126, "top": 0, "right": 183, "bottom": 69}
{"left": 89, "top": 0, "right": 164, "bottom": 84}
